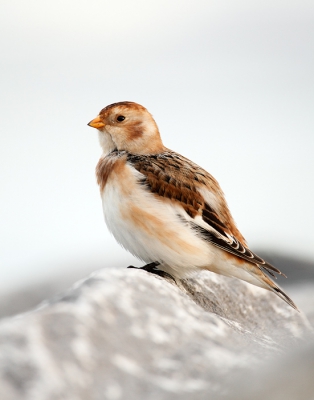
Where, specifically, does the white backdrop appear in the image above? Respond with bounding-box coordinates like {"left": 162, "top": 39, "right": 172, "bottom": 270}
{"left": 1, "top": 0, "right": 313, "bottom": 290}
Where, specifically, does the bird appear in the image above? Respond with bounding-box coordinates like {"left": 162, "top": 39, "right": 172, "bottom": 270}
{"left": 88, "top": 101, "right": 298, "bottom": 311}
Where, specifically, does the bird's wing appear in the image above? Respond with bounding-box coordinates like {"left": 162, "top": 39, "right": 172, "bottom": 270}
{"left": 127, "top": 151, "right": 284, "bottom": 278}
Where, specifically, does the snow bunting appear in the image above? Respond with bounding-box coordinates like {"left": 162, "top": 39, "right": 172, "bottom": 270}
{"left": 88, "top": 101, "right": 297, "bottom": 310}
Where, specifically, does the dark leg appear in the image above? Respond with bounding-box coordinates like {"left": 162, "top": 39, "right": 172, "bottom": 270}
{"left": 128, "top": 262, "right": 175, "bottom": 281}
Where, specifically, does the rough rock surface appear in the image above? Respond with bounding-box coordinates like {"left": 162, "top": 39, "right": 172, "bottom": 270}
{"left": 1, "top": 252, "right": 313, "bottom": 320}
{"left": 228, "top": 339, "right": 314, "bottom": 400}
{"left": 0, "top": 268, "right": 311, "bottom": 400}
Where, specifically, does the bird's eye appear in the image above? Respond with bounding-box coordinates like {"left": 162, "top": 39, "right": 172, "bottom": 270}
{"left": 116, "top": 115, "right": 125, "bottom": 122}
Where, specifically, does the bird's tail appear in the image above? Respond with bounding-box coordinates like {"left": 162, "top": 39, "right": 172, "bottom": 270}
{"left": 250, "top": 266, "right": 299, "bottom": 311}
{"left": 204, "top": 255, "right": 299, "bottom": 311}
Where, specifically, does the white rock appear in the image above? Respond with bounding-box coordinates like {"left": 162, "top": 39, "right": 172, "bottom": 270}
{"left": 0, "top": 268, "right": 311, "bottom": 400}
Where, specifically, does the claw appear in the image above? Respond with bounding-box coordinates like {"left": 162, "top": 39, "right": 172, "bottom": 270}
{"left": 127, "top": 262, "right": 176, "bottom": 282}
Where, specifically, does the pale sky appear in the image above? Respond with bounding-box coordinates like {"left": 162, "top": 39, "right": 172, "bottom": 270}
{"left": 0, "top": 0, "right": 313, "bottom": 290}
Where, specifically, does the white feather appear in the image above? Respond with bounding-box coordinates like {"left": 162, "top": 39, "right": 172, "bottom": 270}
{"left": 100, "top": 162, "right": 267, "bottom": 287}
{"left": 98, "top": 131, "right": 116, "bottom": 155}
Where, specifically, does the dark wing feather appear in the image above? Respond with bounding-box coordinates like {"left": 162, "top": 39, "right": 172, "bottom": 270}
{"left": 202, "top": 203, "right": 230, "bottom": 238}
{"left": 127, "top": 151, "right": 285, "bottom": 278}
{"left": 127, "top": 151, "right": 206, "bottom": 218}
{"left": 190, "top": 223, "right": 285, "bottom": 278}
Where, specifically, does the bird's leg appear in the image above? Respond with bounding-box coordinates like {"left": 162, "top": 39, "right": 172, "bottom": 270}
{"left": 128, "top": 262, "right": 175, "bottom": 281}
{"left": 127, "top": 261, "right": 161, "bottom": 273}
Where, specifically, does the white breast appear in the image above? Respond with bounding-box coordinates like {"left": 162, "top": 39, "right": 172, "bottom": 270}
{"left": 100, "top": 162, "right": 215, "bottom": 277}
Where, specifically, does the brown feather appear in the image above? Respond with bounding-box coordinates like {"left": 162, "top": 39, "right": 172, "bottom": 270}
{"left": 96, "top": 152, "right": 127, "bottom": 191}
{"left": 127, "top": 151, "right": 245, "bottom": 241}
{"left": 97, "top": 150, "right": 286, "bottom": 280}
{"left": 126, "top": 151, "right": 289, "bottom": 277}
{"left": 99, "top": 101, "right": 146, "bottom": 116}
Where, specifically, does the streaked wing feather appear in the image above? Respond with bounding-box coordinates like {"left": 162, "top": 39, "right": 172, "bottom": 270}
{"left": 202, "top": 203, "right": 229, "bottom": 238}
{"left": 127, "top": 152, "right": 205, "bottom": 218}
{"left": 190, "top": 223, "right": 285, "bottom": 277}
{"left": 127, "top": 151, "right": 285, "bottom": 278}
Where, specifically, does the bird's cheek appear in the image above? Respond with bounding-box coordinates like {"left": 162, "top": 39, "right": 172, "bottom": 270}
{"left": 103, "top": 125, "right": 114, "bottom": 136}
{"left": 107, "top": 125, "right": 120, "bottom": 138}
{"left": 103, "top": 127, "right": 117, "bottom": 143}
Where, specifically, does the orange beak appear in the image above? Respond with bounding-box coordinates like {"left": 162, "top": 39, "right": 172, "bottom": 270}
{"left": 87, "top": 115, "right": 105, "bottom": 129}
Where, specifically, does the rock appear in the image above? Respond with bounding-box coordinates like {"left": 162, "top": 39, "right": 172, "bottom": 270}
{"left": 1, "top": 251, "right": 313, "bottom": 320}
{"left": 224, "top": 338, "right": 314, "bottom": 400}
{"left": 0, "top": 268, "right": 311, "bottom": 400}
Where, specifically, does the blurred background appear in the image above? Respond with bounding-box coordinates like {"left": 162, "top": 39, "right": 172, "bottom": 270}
{"left": 0, "top": 0, "right": 313, "bottom": 308}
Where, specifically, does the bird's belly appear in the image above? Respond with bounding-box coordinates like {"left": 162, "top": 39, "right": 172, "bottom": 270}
{"left": 100, "top": 177, "right": 213, "bottom": 274}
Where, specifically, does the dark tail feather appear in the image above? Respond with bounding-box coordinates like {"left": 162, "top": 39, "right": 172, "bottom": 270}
{"left": 271, "top": 284, "right": 299, "bottom": 311}
{"left": 261, "top": 261, "right": 287, "bottom": 279}
{"left": 255, "top": 266, "right": 299, "bottom": 311}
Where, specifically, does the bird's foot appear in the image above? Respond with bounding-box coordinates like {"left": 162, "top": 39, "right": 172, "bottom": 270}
{"left": 127, "top": 262, "right": 175, "bottom": 282}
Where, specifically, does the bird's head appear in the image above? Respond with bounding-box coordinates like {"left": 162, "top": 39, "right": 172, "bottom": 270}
{"left": 88, "top": 101, "right": 165, "bottom": 155}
